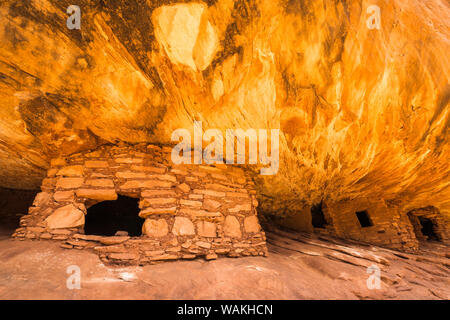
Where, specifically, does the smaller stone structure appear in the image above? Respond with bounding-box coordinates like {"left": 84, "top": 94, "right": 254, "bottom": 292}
{"left": 269, "top": 198, "right": 449, "bottom": 252}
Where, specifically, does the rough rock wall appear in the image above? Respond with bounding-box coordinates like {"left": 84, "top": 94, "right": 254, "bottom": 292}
{"left": 0, "top": 1, "right": 449, "bottom": 223}
{"left": 0, "top": 188, "right": 38, "bottom": 237}
{"left": 407, "top": 207, "right": 450, "bottom": 242}
{"left": 12, "top": 143, "right": 267, "bottom": 264}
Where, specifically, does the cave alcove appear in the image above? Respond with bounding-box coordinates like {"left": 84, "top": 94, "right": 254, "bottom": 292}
{"left": 0, "top": 188, "right": 39, "bottom": 238}
{"left": 418, "top": 216, "right": 439, "bottom": 241}
{"left": 311, "top": 202, "right": 327, "bottom": 228}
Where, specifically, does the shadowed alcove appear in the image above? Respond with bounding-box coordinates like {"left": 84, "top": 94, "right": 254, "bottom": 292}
{"left": 0, "top": 188, "right": 39, "bottom": 238}
{"left": 418, "top": 216, "right": 439, "bottom": 241}
{"left": 311, "top": 202, "right": 327, "bottom": 228}
{"left": 407, "top": 207, "right": 443, "bottom": 242}
{"left": 84, "top": 195, "right": 143, "bottom": 237}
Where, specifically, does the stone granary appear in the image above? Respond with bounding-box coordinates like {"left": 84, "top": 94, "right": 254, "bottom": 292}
{"left": 271, "top": 199, "right": 450, "bottom": 252}
{"left": 12, "top": 144, "right": 267, "bottom": 264}
{"left": 1, "top": 0, "right": 449, "bottom": 263}
{"left": 12, "top": 142, "right": 449, "bottom": 264}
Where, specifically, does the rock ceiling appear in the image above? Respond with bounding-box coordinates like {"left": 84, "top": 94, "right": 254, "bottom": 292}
{"left": 0, "top": 0, "right": 448, "bottom": 217}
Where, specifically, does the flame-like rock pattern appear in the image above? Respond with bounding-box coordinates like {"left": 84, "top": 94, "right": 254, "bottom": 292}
{"left": 0, "top": 1, "right": 448, "bottom": 220}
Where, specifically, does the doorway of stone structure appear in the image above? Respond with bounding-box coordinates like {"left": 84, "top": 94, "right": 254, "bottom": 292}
{"left": 311, "top": 202, "right": 327, "bottom": 228}
{"left": 0, "top": 188, "right": 39, "bottom": 239}
{"left": 84, "top": 195, "right": 143, "bottom": 237}
{"left": 407, "top": 211, "right": 440, "bottom": 242}
{"left": 417, "top": 216, "right": 439, "bottom": 241}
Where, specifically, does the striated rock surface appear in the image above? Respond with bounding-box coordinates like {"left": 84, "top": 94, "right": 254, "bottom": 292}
{"left": 0, "top": 227, "right": 449, "bottom": 299}
{"left": 0, "top": 0, "right": 448, "bottom": 221}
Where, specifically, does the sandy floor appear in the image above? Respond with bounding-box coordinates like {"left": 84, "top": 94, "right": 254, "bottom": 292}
{"left": 0, "top": 223, "right": 448, "bottom": 300}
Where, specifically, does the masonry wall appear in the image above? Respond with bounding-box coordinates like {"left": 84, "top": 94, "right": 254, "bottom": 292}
{"left": 274, "top": 206, "right": 314, "bottom": 233}
{"left": 12, "top": 143, "right": 267, "bottom": 265}
{"left": 324, "top": 198, "right": 419, "bottom": 251}
{"left": 407, "top": 207, "right": 450, "bottom": 242}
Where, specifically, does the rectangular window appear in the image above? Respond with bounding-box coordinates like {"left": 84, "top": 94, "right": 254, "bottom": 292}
{"left": 356, "top": 210, "right": 373, "bottom": 227}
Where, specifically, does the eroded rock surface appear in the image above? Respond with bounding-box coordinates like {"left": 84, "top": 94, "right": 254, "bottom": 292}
{"left": 0, "top": 1, "right": 448, "bottom": 222}
{"left": 0, "top": 227, "right": 448, "bottom": 299}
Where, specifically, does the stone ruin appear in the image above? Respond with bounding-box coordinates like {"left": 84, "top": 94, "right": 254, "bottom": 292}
{"left": 1, "top": 0, "right": 449, "bottom": 266}
{"left": 10, "top": 140, "right": 450, "bottom": 262}
{"left": 316, "top": 200, "right": 448, "bottom": 251}
{"left": 12, "top": 143, "right": 267, "bottom": 265}
{"left": 266, "top": 199, "right": 450, "bottom": 252}
{"left": 11, "top": 141, "right": 450, "bottom": 262}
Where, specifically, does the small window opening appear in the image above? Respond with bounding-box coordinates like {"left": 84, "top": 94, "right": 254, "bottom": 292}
{"left": 85, "top": 195, "right": 143, "bottom": 237}
{"left": 356, "top": 210, "right": 373, "bottom": 228}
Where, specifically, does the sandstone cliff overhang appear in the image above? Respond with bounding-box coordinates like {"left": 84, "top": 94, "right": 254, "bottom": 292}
{"left": 0, "top": 1, "right": 448, "bottom": 227}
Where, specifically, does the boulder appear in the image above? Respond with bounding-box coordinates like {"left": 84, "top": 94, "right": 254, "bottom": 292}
{"left": 244, "top": 216, "right": 261, "bottom": 233}
{"left": 223, "top": 216, "right": 242, "bottom": 238}
{"left": 142, "top": 219, "right": 169, "bottom": 238}
{"left": 56, "top": 166, "right": 84, "bottom": 177}
{"left": 197, "top": 221, "right": 217, "bottom": 238}
{"left": 45, "top": 204, "right": 85, "bottom": 229}
{"left": 172, "top": 217, "right": 195, "bottom": 236}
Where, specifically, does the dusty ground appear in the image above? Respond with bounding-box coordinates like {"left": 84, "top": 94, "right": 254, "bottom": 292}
{"left": 0, "top": 216, "right": 449, "bottom": 300}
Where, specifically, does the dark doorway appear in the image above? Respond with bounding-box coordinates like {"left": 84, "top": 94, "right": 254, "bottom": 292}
{"left": 311, "top": 202, "right": 327, "bottom": 228}
{"left": 355, "top": 210, "right": 373, "bottom": 227}
{"left": 85, "top": 195, "right": 143, "bottom": 237}
{"left": 0, "top": 188, "right": 39, "bottom": 239}
{"left": 418, "top": 216, "right": 439, "bottom": 241}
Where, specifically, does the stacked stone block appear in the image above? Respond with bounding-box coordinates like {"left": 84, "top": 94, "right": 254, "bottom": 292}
{"left": 12, "top": 143, "right": 267, "bottom": 264}
{"left": 407, "top": 207, "right": 450, "bottom": 243}
{"left": 324, "top": 198, "right": 420, "bottom": 251}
